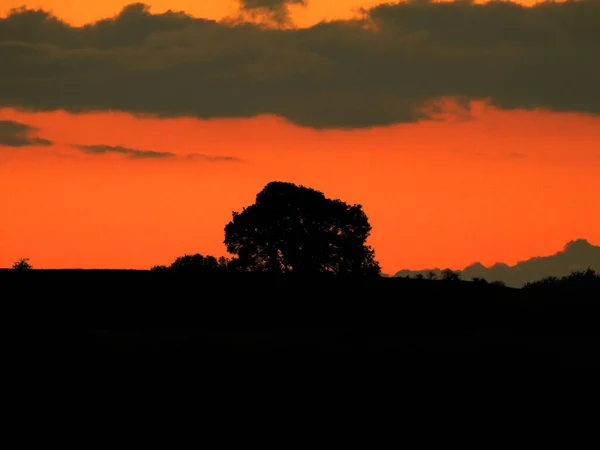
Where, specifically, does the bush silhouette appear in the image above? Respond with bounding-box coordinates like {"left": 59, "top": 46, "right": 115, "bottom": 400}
{"left": 12, "top": 258, "right": 32, "bottom": 270}
{"left": 524, "top": 268, "right": 599, "bottom": 288}
{"left": 170, "top": 254, "right": 220, "bottom": 272}
{"left": 151, "top": 253, "right": 231, "bottom": 274}
{"left": 223, "top": 181, "right": 380, "bottom": 275}
{"left": 441, "top": 268, "right": 461, "bottom": 281}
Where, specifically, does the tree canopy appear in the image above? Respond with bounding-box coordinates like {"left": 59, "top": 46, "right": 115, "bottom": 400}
{"left": 223, "top": 181, "right": 380, "bottom": 275}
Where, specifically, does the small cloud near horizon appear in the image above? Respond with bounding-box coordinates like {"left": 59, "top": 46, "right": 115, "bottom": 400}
{"left": 0, "top": 120, "right": 53, "bottom": 147}
{"left": 185, "top": 153, "right": 243, "bottom": 162}
{"left": 73, "top": 144, "right": 176, "bottom": 159}
{"left": 390, "top": 238, "right": 600, "bottom": 288}
{"left": 73, "top": 143, "right": 241, "bottom": 162}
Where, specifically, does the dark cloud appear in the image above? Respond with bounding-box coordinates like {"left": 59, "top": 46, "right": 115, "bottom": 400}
{"left": 240, "top": 0, "right": 306, "bottom": 7}
{"left": 0, "top": 1, "right": 599, "bottom": 129}
{"left": 74, "top": 144, "right": 176, "bottom": 159}
{"left": 238, "top": 0, "right": 307, "bottom": 25}
{"left": 0, "top": 120, "right": 53, "bottom": 147}
{"left": 73, "top": 144, "right": 240, "bottom": 161}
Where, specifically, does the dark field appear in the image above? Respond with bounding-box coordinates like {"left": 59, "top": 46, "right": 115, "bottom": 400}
{"left": 4, "top": 269, "right": 599, "bottom": 365}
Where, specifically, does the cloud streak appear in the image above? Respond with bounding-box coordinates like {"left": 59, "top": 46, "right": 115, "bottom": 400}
{"left": 185, "top": 153, "right": 242, "bottom": 162}
{"left": 73, "top": 143, "right": 241, "bottom": 161}
{"left": 0, "top": 1, "right": 599, "bottom": 128}
{"left": 74, "top": 144, "right": 176, "bottom": 159}
{"left": 0, "top": 120, "right": 53, "bottom": 147}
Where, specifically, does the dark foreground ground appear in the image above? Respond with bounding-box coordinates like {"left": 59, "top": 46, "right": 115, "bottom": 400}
{"left": 4, "top": 269, "right": 600, "bottom": 366}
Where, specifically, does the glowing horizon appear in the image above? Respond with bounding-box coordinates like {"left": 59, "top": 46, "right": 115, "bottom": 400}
{"left": 1, "top": 0, "right": 598, "bottom": 274}
{"left": 2, "top": 101, "right": 598, "bottom": 274}
{"left": 0, "top": 0, "right": 560, "bottom": 28}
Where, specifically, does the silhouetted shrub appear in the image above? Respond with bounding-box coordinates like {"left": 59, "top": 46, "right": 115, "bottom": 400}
{"left": 151, "top": 253, "right": 231, "bottom": 274}
{"left": 170, "top": 254, "right": 231, "bottom": 273}
{"left": 441, "top": 269, "right": 461, "bottom": 281}
{"left": 12, "top": 258, "right": 32, "bottom": 270}
{"left": 524, "top": 268, "right": 599, "bottom": 288}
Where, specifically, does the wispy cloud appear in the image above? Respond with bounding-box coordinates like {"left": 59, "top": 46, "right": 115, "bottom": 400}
{"left": 73, "top": 143, "right": 241, "bottom": 162}
{"left": 73, "top": 144, "right": 175, "bottom": 159}
{"left": 0, "top": 120, "right": 53, "bottom": 147}
{"left": 185, "top": 153, "right": 242, "bottom": 162}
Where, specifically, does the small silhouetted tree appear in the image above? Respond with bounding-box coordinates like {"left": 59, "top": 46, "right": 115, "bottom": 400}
{"left": 12, "top": 258, "right": 32, "bottom": 270}
{"left": 217, "top": 256, "right": 232, "bottom": 269}
{"left": 525, "top": 276, "right": 559, "bottom": 287}
{"left": 427, "top": 271, "right": 437, "bottom": 280}
{"left": 416, "top": 273, "right": 424, "bottom": 280}
{"left": 441, "top": 268, "right": 461, "bottom": 281}
{"left": 170, "top": 254, "right": 219, "bottom": 271}
{"left": 223, "top": 181, "right": 380, "bottom": 275}
{"left": 525, "top": 270, "right": 599, "bottom": 288}
{"left": 151, "top": 254, "right": 230, "bottom": 273}
{"left": 171, "top": 254, "right": 231, "bottom": 273}
{"left": 563, "top": 268, "right": 598, "bottom": 287}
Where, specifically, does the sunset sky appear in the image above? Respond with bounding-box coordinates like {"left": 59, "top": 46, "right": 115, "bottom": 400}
{"left": 1, "top": 0, "right": 599, "bottom": 274}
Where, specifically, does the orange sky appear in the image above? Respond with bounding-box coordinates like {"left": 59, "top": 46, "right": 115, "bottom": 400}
{"left": 2, "top": 101, "right": 599, "bottom": 273}
{"left": 1, "top": 0, "right": 598, "bottom": 273}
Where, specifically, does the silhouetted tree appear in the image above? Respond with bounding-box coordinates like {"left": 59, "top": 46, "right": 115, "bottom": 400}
{"left": 170, "top": 254, "right": 219, "bottom": 272}
{"left": 151, "top": 254, "right": 230, "bottom": 274}
{"left": 12, "top": 258, "right": 32, "bottom": 270}
{"left": 217, "top": 256, "right": 233, "bottom": 269}
{"left": 441, "top": 268, "right": 461, "bottom": 281}
{"left": 223, "top": 181, "right": 380, "bottom": 275}
{"left": 562, "top": 268, "right": 599, "bottom": 287}
{"left": 427, "top": 271, "right": 437, "bottom": 280}
{"left": 524, "top": 276, "right": 559, "bottom": 287}
{"left": 567, "top": 268, "right": 597, "bottom": 279}
{"left": 524, "top": 269, "right": 600, "bottom": 288}
{"left": 168, "top": 254, "right": 235, "bottom": 274}
{"left": 415, "top": 273, "right": 424, "bottom": 280}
